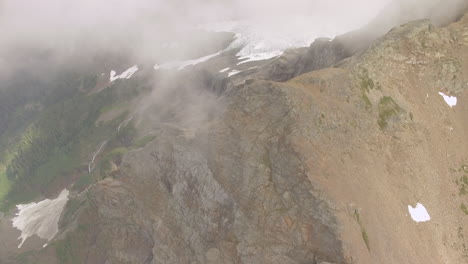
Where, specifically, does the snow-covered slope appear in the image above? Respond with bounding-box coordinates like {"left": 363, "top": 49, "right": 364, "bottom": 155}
{"left": 199, "top": 15, "right": 372, "bottom": 64}
{"left": 153, "top": 13, "right": 384, "bottom": 72}
{"left": 110, "top": 65, "right": 139, "bottom": 82}
{"left": 154, "top": 51, "right": 223, "bottom": 70}
{"left": 12, "top": 189, "right": 69, "bottom": 248}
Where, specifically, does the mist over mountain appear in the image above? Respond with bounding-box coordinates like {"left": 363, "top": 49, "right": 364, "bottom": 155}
{"left": 0, "top": 0, "right": 467, "bottom": 263}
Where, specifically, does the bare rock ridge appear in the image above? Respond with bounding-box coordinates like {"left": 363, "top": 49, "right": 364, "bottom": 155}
{"left": 153, "top": 1, "right": 468, "bottom": 97}
{"left": 248, "top": 0, "right": 468, "bottom": 83}
{"left": 44, "top": 10, "right": 468, "bottom": 264}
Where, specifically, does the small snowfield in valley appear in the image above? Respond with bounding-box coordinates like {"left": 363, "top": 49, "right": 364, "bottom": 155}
{"left": 407, "top": 203, "right": 431, "bottom": 223}
{"left": 110, "top": 65, "right": 139, "bottom": 82}
{"left": 12, "top": 189, "right": 70, "bottom": 248}
{"left": 438, "top": 92, "right": 457, "bottom": 108}
{"left": 228, "top": 70, "right": 241, "bottom": 77}
{"left": 154, "top": 51, "right": 222, "bottom": 71}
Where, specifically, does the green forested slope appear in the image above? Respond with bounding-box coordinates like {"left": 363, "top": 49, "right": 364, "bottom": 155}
{"left": 0, "top": 64, "right": 149, "bottom": 211}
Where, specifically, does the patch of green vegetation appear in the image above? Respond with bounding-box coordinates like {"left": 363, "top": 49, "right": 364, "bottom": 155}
{"left": 361, "top": 230, "right": 370, "bottom": 250}
{"left": 69, "top": 122, "right": 129, "bottom": 191}
{"left": 55, "top": 235, "right": 79, "bottom": 264}
{"left": 458, "top": 226, "right": 468, "bottom": 256}
{"left": 2, "top": 185, "right": 39, "bottom": 213}
{"left": 462, "top": 165, "right": 468, "bottom": 173}
{"left": 2, "top": 94, "right": 113, "bottom": 211}
{"left": 97, "top": 147, "right": 130, "bottom": 178}
{"left": 353, "top": 209, "right": 361, "bottom": 224}
{"left": 1, "top": 85, "right": 121, "bottom": 211}
{"left": 6, "top": 89, "right": 115, "bottom": 181}
{"left": 106, "top": 147, "right": 129, "bottom": 158}
{"left": 452, "top": 165, "right": 468, "bottom": 218}
{"left": 7, "top": 250, "right": 38, "bottom": 264}
{"left": 317, "top": 113, "right": 326, "bottom": 127}
{"left": 99, "top": 101, "right": 132, "bottom": 117}
{"left": 61, "top": 198, "right": 85, "bottom": 227}
{"left": 113, "top": 119, "right": 138, "bottom": 145}
{"left": 72, "top": 174, "right": 95, "bottom": 192}
{"left": 357, "top": 69, "right": 378, "bottom": 111}
{"left": 53, "top": 220, "right": 95, "bottom": 264}
{"left": 455, "top": 175, "right": 468, "bottom": 196}
{"left": 0, "top": 166, "right": 11, "bottom": 209}
{"left": 354, "top": 209, "right": 370, "bottom": 251}
{"left": 77, "top": 224, "right": 90, "bottom": 232}
{"left": 81, "top": 121, "right": 139, "bottom": 183}
{"left": 461, "top": 203, "right": 468, "bottom": 215}
{"left": 79, "top": 75, "right": 98, "bottom": 93}
{"left": 262, "top": 150, "right": 272, "bottom": 170}
{"left": 378, "top": 96, "right": 403, "bottom": 129}
{"left": 0, "top": 65, "right": 149, "bottom": 212}
{"left": 33, "top": 149, "right": 81, "bottom": 190}
{"left": 359, "top": 70, "right": 375, "bottom": 93}
{"left": 361, "top": 94, "right": 372, "bottom": 110}
{"left": 133, "top": 134, "right": 156, "bottom": 148}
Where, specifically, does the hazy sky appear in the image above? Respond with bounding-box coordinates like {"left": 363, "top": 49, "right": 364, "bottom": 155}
{"left": 0, "top": 0, "right": 391, "bottom": 51}
{"left": 0, "top": 0, "right": 466, "bottom": 69}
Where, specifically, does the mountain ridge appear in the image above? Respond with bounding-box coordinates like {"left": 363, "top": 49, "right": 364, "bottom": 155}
{"left": 0, "top": 4, "right": 467, "bottom": 264}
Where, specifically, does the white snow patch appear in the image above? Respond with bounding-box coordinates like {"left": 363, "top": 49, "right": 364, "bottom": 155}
{"left": 88, "top": 141, "right": 107, "bottom": 173}
{"left": 408, "top": 203, "right": 431, "bottom": 223}
{"left": 117, "top": 116, "right": 134, "bottom": 132}
{"left": 219, "top": 67, "right": 230, "bottom": 73}
{"left": 154, "top": 51, "right": 222, "bottom": 71}
{"left": 12, "top": 189, "right": 70, "bottom": 248}
{"left": 237, "top": 52, "right": 281, "bottom": 65}
{"left": 110, "top": 70, "right": 117, "bottom": 80}
{"left": 438, "top": 92, "right": 457, "bottom": 107}
{"left": 109, "top": 65, "right": 139, "bottom": 82}
{"left": 228, "top": 70, "right": 241, "bottom": 77}
{"left": 200, "top": 16, "right": 360, "bottom": 64}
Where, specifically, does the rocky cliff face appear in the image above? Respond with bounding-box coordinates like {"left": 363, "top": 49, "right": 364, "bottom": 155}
{"left": 34, "top": 12, "right": 468, "bottom": 264}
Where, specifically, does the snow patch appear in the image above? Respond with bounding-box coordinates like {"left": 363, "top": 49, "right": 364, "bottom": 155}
{"left": 219, "top": 67, "right": 230, "bottom": 73}
{"left": 88, "top": 141, "right": 107, "bottom": 173}
{"left": 228, "top": 70, "right": 241, "bottom": 77}
{"left": 438, "top": 92, "right": 457, "bottom": 107}
{"left": 237, "top": 52, "right": 281, "bottom": 65}
{"left": 109, "top": 65, "right": 139, "bottom": 82}
{"left": 408, "top": 203, "right": 431, "bottom": 223}
{"left": 200, "top": 16, "right": 356, "bottom": 64}
{"left": 154, "top": 51, "right": 222, "bottom": 71}
{"left": 12, "top": 189, "right": 70, "bottom": 248}
{"left": 117, "top": 116, "right": 134, "bottom": 132}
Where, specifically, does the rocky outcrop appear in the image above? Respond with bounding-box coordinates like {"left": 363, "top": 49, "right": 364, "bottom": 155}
{"left": 249, "top": 38, "right": 348, "bottom": 82}
{"left": 64, "top": 79, "right": 346, "bottom": 263}
{"left": 247, "top": 0, "right": 468, "bottom": 83}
